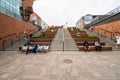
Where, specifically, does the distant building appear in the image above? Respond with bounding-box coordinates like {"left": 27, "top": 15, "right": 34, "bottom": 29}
{"left": 76, "top": 14, "right": 97, "bottom": 28}
{"left": 41, "top": 20, "right": 49, "bottom": 30}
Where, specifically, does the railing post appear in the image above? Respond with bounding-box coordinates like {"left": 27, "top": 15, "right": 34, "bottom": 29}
{"left": 11, "top": 38, "right": 13, "bottom": 46}
{"left": 19, "top": 33, "right": 21, "bottom": 41}
{"left": 62, "top": 28, "right": 64, "bottom": 51}
{"left": 2, "top": 40, "right": 5, "bottom": 51}
{"left": 101, "top": 32, "right": 102, "bottom": 37}
{"left": 97, "top": 30, "right": 99, "bottom": 35}
{"left": 104, "top": 32, "right": 106, "bottom": 38}
{"left": 111, "top": 32, "right": 113, "bottom": 40}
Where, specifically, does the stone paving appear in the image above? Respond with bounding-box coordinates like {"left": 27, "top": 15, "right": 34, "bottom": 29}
{"left": 0, "top": 28, "right": 120, "bottom": 80}
{"left": 0, "top": 51, "right": 120, "bottom": 80}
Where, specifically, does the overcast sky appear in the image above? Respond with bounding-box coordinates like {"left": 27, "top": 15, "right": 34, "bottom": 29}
{"left": 33, "top": 0, "right": 120, "bottom": 26}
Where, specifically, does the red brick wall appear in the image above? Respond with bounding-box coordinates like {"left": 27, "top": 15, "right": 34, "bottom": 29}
{"left": 94, "top": 20, "right": 120, "bottom": 39}
{"left": 0, "top": 13, "right": 38, "bottom": 45}
{"left": 22, "top": 0, "right": 34, "bottom": 8}
{"left": 22, "top": 0, "right": 34, "bottom": 21}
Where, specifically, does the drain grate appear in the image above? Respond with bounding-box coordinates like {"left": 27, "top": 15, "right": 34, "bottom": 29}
{"left": 63, "top": 59, "right": 72, "bottom": 63}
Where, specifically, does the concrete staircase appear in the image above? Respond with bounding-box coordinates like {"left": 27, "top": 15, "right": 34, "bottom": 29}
{"left": 50, "top": 28, "right": 79, "bottom": 51}
{"left": 83, "top": 28, "right": 120, "bottom": 51}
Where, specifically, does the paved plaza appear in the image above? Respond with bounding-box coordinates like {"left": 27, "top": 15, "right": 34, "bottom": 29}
{"left": 0, "top": 51, "right": 120, "bottom": 80}
{"left": 0, "top": 29, "right": 120, "bottom": 80}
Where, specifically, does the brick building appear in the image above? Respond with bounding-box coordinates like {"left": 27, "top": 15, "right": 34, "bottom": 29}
{"left": 0, "top": 0, "right": 48, "bottom": 46}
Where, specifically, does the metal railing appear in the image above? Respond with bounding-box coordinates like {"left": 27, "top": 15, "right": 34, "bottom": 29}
{"left": 0, "top": 31, "right": 24, "bottom": 51}
{"left": 106, "top": 6, "right": 120, "bottom": 15}
{"left": 93, "top": 28, "right": 115, "bottom": 41}
{"left": 0, "top": 33, "right": 16, "bottom": 50}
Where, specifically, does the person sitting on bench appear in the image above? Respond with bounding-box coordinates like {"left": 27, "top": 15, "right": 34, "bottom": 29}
{"left": 36, "top": 45, "right": 41, "bottom": 53}
{"left": 115, "top": 36, "right": 120, "bottom": 48}
{"left": 83, "top": 41, "right": 90, "bottom": 52}
{"left": 32, "top": 44, "right": 38, "bottom": 53}
{"left": 95, "top": 41, "right": 101, "bottom": 51}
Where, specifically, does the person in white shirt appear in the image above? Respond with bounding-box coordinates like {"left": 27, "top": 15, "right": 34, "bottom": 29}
{"left": 95, "top": 41, "right": 101, "bottom": 51}
{"left": 115, "top": 36, "right": 120, "bottom": 48}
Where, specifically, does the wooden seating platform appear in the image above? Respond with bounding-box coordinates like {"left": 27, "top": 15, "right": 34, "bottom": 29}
{"left": 76, "top": 42, "right": 105, "bottom": 46}
{"left": 78, "top": 46, "right": 112, "bottom": 51}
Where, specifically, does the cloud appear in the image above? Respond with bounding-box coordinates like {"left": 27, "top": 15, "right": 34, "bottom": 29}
{"left": 33, "top": 0, "right": 120, "bottom": 26}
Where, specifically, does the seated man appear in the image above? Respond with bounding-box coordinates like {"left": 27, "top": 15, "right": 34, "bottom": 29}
{"left": 36, "top": 45, "right": 41, "bottom": 53}
{"left": 83, "top": 41, "right": 90, "bottom": 52}
{"left": 32, "top": 44, "right": 38, "bottom": 53}
{"left": 95, "top": 41, "right": 101, "bottom": 51}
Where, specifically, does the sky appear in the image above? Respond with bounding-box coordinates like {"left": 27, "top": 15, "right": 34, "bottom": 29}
{"left": 33, "top": 0, "right": 120, "bottom": 26}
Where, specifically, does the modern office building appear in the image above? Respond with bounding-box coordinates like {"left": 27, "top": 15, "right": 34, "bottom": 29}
{"left": 0, "top": 0, "right": 23, "bottom": 20}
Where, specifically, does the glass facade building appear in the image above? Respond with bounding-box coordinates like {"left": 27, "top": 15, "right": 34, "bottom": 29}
{"left": 0, "top": 0, "right": 23, "bottom": 20}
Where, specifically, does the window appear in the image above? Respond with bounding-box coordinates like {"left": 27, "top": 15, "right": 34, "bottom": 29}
{"left": 32, "top": 16, "right": 37, "bottom": 20}
{"left": 84, "top": 15, "right": 93, "bottom": 24}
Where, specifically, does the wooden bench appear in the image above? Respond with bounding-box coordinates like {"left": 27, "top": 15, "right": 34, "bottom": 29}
{"left": 76, "top": 42, "right": 105, "bottom": 46}
{"left": 78, "top": 46, "right": 112, "bottom": 51}
{"left": 19, "top": 45, "right": 50, "bottom": 53}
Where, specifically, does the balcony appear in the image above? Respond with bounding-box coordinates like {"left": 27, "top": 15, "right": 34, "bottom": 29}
{"left": 25, "top": 7, "right": 33, "bottom": 13}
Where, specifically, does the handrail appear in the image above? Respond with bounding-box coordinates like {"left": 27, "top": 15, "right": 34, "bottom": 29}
{"left": 106, "top": 6, "right": 120, "bottom": 15}
{"left": 98, "top": 28, "right": 112, "bottom": 33}
{"left": 0, "top": 33, "right": 16, "bottom": 50}
{"left": 0, "top": 33, "right": 16, "bottom": 41}
{"left": 94, "top": 28, "right": 114, "bottom": 40}
{"left": 18, "top": 31, "right": 24, "bottom": 41}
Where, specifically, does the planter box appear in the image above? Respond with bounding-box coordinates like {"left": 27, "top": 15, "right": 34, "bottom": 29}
{"left": 69, "top": 31, "right": 88, "bottom": 37}
{"left": 74, "top": 37, "right": 100, "bottom": 42}
{"left": 30, "top": 38, "right": 53, "bottom": 42}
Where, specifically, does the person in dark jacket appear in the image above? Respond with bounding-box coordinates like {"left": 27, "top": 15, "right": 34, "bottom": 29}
{"left": 32, "top": 44, "right": 38, "bottom": 53}
{"left": 83, "top": 41, "right": 90, "bottom": 52}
